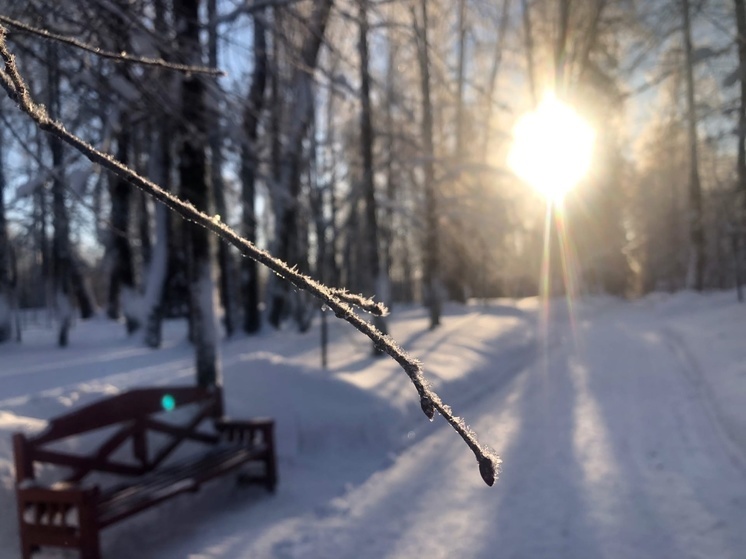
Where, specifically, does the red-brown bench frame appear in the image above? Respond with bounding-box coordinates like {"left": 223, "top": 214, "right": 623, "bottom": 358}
{"left": 12, "top": 385, "right": 277, "bottom": 559}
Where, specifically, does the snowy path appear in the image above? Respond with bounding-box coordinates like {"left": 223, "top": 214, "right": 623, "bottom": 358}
{"left": 4, "top": 298, "right": 746, "bottom": 559}
{"left": 230, "top": 305, "right": 746, "bottom": 559}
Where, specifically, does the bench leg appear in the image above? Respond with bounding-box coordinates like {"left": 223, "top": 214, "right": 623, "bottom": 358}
{"left": 265, "top": 449, "right": 278, "bottom": 493}
{"left": 19, "top": 539, "right": 35, "bottom": 559}
{"left": 78, "top": 499, "right": 101, "bottom": 559}
{"left": 264, "top": 422, "right": 278, "bottom": 493}
{"left": 79, "top": 526, "right": 101, "bottom": 559}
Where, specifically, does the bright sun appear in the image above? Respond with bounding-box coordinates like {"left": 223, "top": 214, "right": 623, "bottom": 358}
{"left": 508, "top": 92, "right": 595, "bottom": 203}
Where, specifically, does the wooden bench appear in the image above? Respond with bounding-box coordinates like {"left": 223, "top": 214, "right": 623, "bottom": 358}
{"left": 12, "top": 385, "right": 277, "bottom": 559}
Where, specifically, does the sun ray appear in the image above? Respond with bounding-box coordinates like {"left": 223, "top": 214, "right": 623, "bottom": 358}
{"left": 554, "top": 202, "right": 580, "bottom": 347}
{"left": 509, "top": 91, "right": 595, "bottom": 368}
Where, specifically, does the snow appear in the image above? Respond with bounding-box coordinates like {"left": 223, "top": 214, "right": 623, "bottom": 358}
{"left": 2, "top": 293, "right": 746, "bottom": 558}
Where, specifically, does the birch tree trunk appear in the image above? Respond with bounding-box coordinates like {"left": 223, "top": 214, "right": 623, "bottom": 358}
{"left": 143, "top": 125, "right": 171, "bottom": 347}
{"left": 142, "top": 0, "right": 172, "bottom": 347}
{"left": 176, "top": 0, "right": 220, "bottom": 386}
{"left": 207, "top": 0, "right": 238, "bottom": 337}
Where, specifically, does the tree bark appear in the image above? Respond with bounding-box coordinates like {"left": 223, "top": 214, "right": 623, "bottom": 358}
{"left": 176, "top": 0, "right": 221, "bottom": 387}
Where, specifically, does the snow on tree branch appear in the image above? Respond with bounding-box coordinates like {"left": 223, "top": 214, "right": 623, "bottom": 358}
{"left": 0, "top": 28, "right": 499, "bottom": 487}
{"left": 0, "top": 15, "right": 225, "bottom": 76}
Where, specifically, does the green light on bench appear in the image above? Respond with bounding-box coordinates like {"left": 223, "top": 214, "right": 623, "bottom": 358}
{"left": 161, "top": 394, "right": 176, "bottom": 412}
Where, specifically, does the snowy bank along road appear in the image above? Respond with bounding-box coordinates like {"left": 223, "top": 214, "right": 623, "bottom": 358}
{"left": 3, "top": 295, "right": 746, "bottom": 558}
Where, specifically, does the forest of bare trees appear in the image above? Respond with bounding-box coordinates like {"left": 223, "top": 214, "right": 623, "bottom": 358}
{"left": 0, "top": 0, "right": 745, "bottom": 355}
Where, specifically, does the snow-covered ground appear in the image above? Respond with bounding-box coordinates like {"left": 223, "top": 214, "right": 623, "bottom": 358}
{"left": 2, "top": 293, "right": 746, "bottom": 558}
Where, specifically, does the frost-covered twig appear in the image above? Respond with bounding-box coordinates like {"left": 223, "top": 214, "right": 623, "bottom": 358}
{"left": 0, "top": 29, "right": 500, "bottom": 486}
{"left": 327, "top": 288, "right": 387, "bottom": 316}
{"left": 0, "top": 15, "right": 224, "bottom": 76}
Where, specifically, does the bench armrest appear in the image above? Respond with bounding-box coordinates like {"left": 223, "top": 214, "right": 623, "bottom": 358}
{"left": 16, "top": 483, "right": 100, "bottom": 528}
{"left": 214, "top": 417, "right": 274, "bottom": 447}
{"left": 17, "top": 481, "right": 99, "bottom": 502}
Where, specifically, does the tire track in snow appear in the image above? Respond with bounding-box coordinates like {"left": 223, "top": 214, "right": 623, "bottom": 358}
{"left": 660, "top": 326, "right": 746, "bottom": 478}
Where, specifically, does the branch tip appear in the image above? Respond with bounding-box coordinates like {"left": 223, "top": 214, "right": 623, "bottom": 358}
{"left": 478, "top": 454, "right": 501, "bottom": 487}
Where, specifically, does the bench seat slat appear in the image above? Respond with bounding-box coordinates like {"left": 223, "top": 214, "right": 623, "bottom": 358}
{"left": 97, "top": 445, "right": 267, "bottom": 526}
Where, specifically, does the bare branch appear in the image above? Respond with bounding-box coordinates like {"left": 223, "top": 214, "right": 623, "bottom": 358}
{"left": 326, "top": 288, "right": 387, "bottom": 316}
{"left": 0, "top": 15, "right": 225, "bottom": 76}
{"left": 0, "top": 28, "right": 499, "bottom": 486}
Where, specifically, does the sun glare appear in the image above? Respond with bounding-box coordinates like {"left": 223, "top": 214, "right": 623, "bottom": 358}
{"left": 508, "top": 92, "right": 595, "bottom": 202}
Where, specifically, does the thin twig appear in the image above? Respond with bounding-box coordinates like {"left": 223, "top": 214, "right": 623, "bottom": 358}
{"left": 0, "top": 28, "right": 499, "bottom": 486}
{"left": 0, "top": 15, "right": 225, "bottom": 76}
{"left": 326, "top": 288, "right": 387, "bottom": 316}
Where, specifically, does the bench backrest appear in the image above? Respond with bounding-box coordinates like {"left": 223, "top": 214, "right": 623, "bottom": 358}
{"left": 13, "top": 385, "right": 224, "bottom": 484}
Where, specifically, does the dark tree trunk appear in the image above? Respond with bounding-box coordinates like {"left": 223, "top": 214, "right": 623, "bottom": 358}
{"left": 415, "top": 0, "right": 441, "bottom": 329}
{"left": 358, "top": 0, "right": 387, "bottom": 353}
{"left": 736, "top": 0, "right": 746, "bottom": 272}
{"left": 47, "top": 44, "right": 73, "bottom": 346}
{"left": 69, "top": 256, "right": 96, "bottom": 319}
{"left": 107, "top": 121, "right": 138, "bottom": 331}
{"left": 106, "top": 7, "right": 139, "bottom": 331}
{"left": 241, "top": 9, "right": 268, "bottom": 335}
{"left": 176, "top": 0, "right": 220, "bottom": 387}
{"left": 681, "top": 0, "right": 705, "bottom": 291}
{"left": 0, "top": 102, "right": 13, "bottom": 343}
